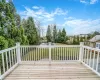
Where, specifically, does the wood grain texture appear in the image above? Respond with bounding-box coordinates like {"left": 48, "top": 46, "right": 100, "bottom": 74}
{"left": 4, "top": 62, "right": 100, "bottom": 80}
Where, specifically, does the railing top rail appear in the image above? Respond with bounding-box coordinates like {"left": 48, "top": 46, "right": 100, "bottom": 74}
{"left": 0, "top": 46, "right": 17, "bottom": 54}
{"left": 21, "top": 45, "right": 80, "bottom": 48}
{"left": 82, "top": 45, "right": 100, "bottom": 52}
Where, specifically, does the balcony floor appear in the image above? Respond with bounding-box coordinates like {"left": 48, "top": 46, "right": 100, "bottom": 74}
{"left": 4, "top": 62, "right": 100, "bottom": 80}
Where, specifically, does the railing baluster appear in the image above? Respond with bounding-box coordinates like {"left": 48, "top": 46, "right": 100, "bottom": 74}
{"left": 71, "top": 47, "right": 72, "bottom": 60}
{"left": 33, "top": 47, "right": 35, "bottom": 61}
{"left": 87, "top": 49, "right": 89, "bottom": 65}
{"left": 77, "top": 47, "right": 79, "bottom": 60}
{"left": 11, "top": 50, "right": 14, "bottom": 66}
{"left": 75, "top": 47, "right": 77, "bottom": 60}
{"left": 52, "top": 48, "right": 57, "bottom": 60}
{"left": 64, "top": 47, "right": 65, "bottom": 60}
{"left": 92, "top": 50, "right": 96, "bottom": 69}
{"left": 65, "top": 47, "right": 66, "bottom": 60}
{"left": 38, "top": 48, "right": 39, "bottom": 60}
{"left": 85, "top": 48, "right": 87, "bottom": 63}
{"left": 41, "top": 47, "right": 43, "bottom": 60}
{"left": 2, "top": 52, "right": 5, "bottom": 73}
{"left": 27, "top": 47, "right": 29, "bottom": 61}
{"left": 62, "top": 47, "right": 64, "bottom": 60}
{"left": 56, "top": 48, "right": 58, "bottom": 60}
{"left": 5, "top": 52, "right": 8, "bottom": 70}
{"left": 61, "top": 47, "right": 63, "bottom": 60}
{"left": 31, "top": 47, "right": 33, "bottom": 61}
{"left": 20, "top": 47, "right": 22, "bottom": 61}
{"left": 14, "top": 49, "right": 16, "bottom": 63}
{"left": 76, "top": 47, "right": 78, "bottom": 60}
{"left": 66, "top": 47, "right": 68, "bottom": 60}
{"left": 96, "top": 52, "right": 99, "bottom": 71}
{"left": 23, "top": 47, "right": 25, "bottom": 61}
{"left": 89, "top": 49, "right": 92, "bottom": 66}
{"left": 8, "top": 50, "right": 11, "bottom": 68}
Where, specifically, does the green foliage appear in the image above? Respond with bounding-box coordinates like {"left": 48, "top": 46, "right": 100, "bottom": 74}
{"left": 15, "top": 14, "right": 21, "bottom": 27}
{"left": 72, "top": 36, "right": 80, "bottom": 45}
{"left": 46, "top": 24, "right": 68, "bottom": 44}
{"left": 46, "top": 25, "right": 52, "bottom": 42}
{"left": 0, "top": 36, "right": 8, "bottom": 50}
{"left": 7, "top": 38, "right": 15, "bottom": 47}
{"left": 23, "top": 17, "right": 39, "bottom": 45}
{"left": 57, "top": 30, "right": 62, "bottom": 43}
{"left": 56, "top": 28, "right": 67, "bottom": 43}
{"left": 53, "top": 25, "right": 57, "bottom": 43}
{"left": 61, "top": 28, "right": 67, "bottom": 43}
{"left": 0, "top": 0, "right": 31, "bottom": 48}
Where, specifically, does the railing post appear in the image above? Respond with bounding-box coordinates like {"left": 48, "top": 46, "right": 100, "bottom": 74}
{"left": 49, "top": 42, "right": 51, "bottom": 64}
{"left": 16, "top": 43, "right": 21, "bottom": 63}
{"left": 0, "top": 67, "right": 1, "bottom": 80}
{"left": 79, "top": 42, "right": 84, "bottom": 62}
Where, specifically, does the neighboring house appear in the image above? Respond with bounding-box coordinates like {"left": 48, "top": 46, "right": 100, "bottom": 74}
{"left": 88, "top": 35, "right": 100, "bottom": 48}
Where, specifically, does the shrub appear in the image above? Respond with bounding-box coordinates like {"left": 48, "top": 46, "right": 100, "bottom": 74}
{"left": 7, "top": 39, "right": 15, "bottom": 47}
{"left": 0, "top": 36, "right": 8, "bottom": 50}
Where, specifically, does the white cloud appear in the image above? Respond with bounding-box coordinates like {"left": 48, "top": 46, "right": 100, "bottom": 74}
{"left": 63, "top": 18, "right": 100, "bottom": 35}
{"left": 80, "top": 0, "right": 98, "bottom": 4}
{"left": 32, "top": 6, "right": 40, "bottom": 9}
{"left": 54, "top": 8, "right": 68, "bottom": 15}
{"left": 19, "top": 6, "right": 68, "bottom": 23}
{"left": 90, "top": 0, "right": 98, "bottom": 4}
{"left": 80, "top": 0, "right": 87, "bottom": 4}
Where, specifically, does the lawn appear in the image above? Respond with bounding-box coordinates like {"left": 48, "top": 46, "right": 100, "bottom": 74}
{"left": 21, "top": 46, "right": 80, "bottom": 61}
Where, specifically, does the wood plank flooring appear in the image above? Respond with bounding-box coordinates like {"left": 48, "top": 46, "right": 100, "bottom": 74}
{"left": 4, "top": 62, "right": 100, "bottom": 80}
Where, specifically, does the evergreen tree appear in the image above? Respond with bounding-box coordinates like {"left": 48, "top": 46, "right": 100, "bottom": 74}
{"left": 57, "top": 30, "right": 62, "bottom": 43}
{"left": 53, "top": 25, "right": 57, "bottom": 43}
{"left": 46, "top": 25, "right": 52, "bottom": 42}
{"left": 23, "top": 17, "right": 39, "bottom": 45}
{"left": 0, "top": 0, "right": 29, "bottom": 48}
{"left": 61, "top": 28, "right": 67, "bottom": 43}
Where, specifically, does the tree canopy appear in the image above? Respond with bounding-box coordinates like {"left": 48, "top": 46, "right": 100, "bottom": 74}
{"left": 0, "top": 0, "right": 39, "bottom": 50}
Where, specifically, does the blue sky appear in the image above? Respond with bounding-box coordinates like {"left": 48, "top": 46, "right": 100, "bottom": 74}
{"left": 13, "top": 0, "right": 100, "bottom": 35}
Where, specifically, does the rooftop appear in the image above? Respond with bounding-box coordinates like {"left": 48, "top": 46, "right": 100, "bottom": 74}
{"left": 89, "top": 35, "right": 100, "bottom": 42}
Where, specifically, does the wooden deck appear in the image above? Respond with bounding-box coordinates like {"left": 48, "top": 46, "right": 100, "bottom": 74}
{"left": 4, "top": 62, "right": 100, "bottom": 80}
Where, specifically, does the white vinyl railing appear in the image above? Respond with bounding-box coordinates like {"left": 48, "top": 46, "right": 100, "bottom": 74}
{"left": 0, "top": 43, "right": 20, "bottom": 80}
{"left": 81, "top": 46, "right": 100, "bottom": 76}
{"left": 0, "top": 42, "right": 100, "bottom": 80}
{"left": 20, "top": 45, "right": 80, "bottom": 61}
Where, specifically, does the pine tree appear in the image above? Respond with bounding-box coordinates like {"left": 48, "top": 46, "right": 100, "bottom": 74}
{"left": 53, "top": 25, "right": 57, "bottom": 43}
{"left": 46, "top": 25, "right": 52, "bottom": 42}
{"left": 61, "top": 28, "right": 67, "bottom": 43}
{"left": 57, "top": 30, "right": 62, "bottom": 43}
{"left": 23, "top": 17, "right": 39, "bottom": 45}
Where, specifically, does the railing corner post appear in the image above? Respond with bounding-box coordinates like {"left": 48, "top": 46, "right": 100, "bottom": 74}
{"left": 79, "top": 42, "right": 84, "bottom": 62}
{"left": 16, "top": 42, "right": 21, "bottom": 63}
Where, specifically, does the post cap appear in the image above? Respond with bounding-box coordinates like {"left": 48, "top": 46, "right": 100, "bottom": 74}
{"left": 16, "top": 42, "right": 20, "bottom": 45}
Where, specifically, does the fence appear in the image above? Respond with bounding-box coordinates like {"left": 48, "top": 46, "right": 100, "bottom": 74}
{"left": 81, "top": 45, "right": 100, "bottom": 76}
{"left": 0, "top": 42, "right": 100, "bottom": 79}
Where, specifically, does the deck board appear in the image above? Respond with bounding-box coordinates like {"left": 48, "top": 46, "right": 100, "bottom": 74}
{"left": 4, "top": 62, "right": 100, "bottom": 80}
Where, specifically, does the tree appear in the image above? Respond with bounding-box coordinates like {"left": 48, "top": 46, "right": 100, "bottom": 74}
{"left": 15, "top": 14, "right": 21, "bottom": 27}
{"left": 0, "top": 36, "right": 8, "bottom": 50}
{"left": 0, "top": 0, "right": 29, "bottom": 48}
{"left": 46, "top": 25, "right": 52, "bottom": 42}
{"left": 56, "top": 30, "right": 62, "bottom": 43}
{"left": 23, "top": 17, "right": 39, "bottom": 45}
{"left": 20, "top": 26, "right": 29, "bottom": 45}
{"left": 53, "top": 25, "right": 57, "bottom": 43}
{"left": 61, "top": 28, "right": 67, "bottom": 43}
